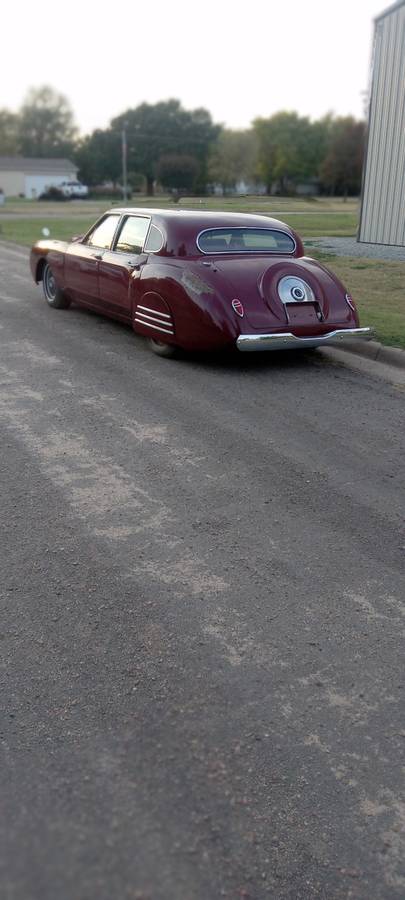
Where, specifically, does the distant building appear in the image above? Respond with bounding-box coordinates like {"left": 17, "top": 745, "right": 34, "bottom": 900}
{"left": 209, "top": 181, "right": 267, "bottom": 197}
{"left": 359, "top": 1, "right": 405, "bottom": 246}
{"left": 295, "top": 179, "right": 321, "bottom": 197}
{"left": 209, "top": 179, "right": 320, "bottom": 197}
{"left": 0, "top": 157, "right": 78, "bottom": 198}
{"left": 234, "top": 180, "right": 267, "bottom": 196}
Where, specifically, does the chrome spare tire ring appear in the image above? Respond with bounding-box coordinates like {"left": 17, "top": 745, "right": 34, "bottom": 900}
{"left": 278, "top": 275, "right": 315, "bottom": 304}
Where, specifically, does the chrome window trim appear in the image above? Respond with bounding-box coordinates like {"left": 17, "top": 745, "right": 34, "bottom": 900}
{"left": 112, "top": 214, "right": 152, "bottom": 256}
{"left": 196, "top": 226, "right": 297, "bottom": 256}
{"left": 144, "top": 222, "right": 165, "bottom": 254}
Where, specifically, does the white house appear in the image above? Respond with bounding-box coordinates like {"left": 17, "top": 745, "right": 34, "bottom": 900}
{"left": 0, "top": 157, "right": 78, "bottom": 198}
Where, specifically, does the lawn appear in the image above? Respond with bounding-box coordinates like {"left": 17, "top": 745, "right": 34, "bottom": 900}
{"left": 3, "top": 195, "right": 359, "bottom": 214}
{"left": 0, "top": 195, "right": 359, "bottom": 244}
{"left": 1, "top": 197, "right": 403, "bottom": 349}
{"left": 310, "top": 250, "right": 405, "bottom": 349}
{"left": 0, "top": 218, "right": 95, "bottom": 246}
{"left": 0, "top": 211, "right": 358, "bottom": 247}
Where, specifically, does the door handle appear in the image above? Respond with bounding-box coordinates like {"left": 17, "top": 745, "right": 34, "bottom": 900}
{"left": 92, "top": 253, "right": 103, "bottom": 260}
{"left": 126, "top": 261, "right": 140, "bottom": 270}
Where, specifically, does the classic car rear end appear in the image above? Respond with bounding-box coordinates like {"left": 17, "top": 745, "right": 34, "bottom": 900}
{"left": 191, "top": 223, "right": 371, "bottom": 353}
{"left": 208, "top": 254, "right": 370, "bottom": 352}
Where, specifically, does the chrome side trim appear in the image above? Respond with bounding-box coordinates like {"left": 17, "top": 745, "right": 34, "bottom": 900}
{"left": 134, "top": 318, "right": 174, "bottom": 336}
{"left": 137, "top": 304, "right": 171, "bottom": 319}
{"left": 136, "top": 310, "right": 173, "bottom": 326}
{"left": 236, "top": 327, "right": 373, "bottom": 352}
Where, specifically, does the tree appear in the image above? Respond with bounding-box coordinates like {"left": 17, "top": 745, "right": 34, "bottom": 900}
{"left": 253, "top": 111, "right": 330, "bottom": 194}
{"left": 156, "top": 154, "right": 199, "bottom": 196}
{"left": 208, "top": 129, "right": 258, "bottom": 193}
{"left": 0, "top": 109, "right": 19, "bottom": 155}
{"left": 319, "top": 117, "right": 365, "bottom": 196}
{"left": 75, "top": 129, "right": 121, "bottom": 186}
{"left": 111, "top": 100, "right": 220, "bottom": 195}
{"left": 17, "top": 86, "right": 77, "bottom": 158}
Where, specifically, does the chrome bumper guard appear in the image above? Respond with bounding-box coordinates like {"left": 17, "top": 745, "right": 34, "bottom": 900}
{"left": 236, "top": 327, "right": 373, "bottom": 353}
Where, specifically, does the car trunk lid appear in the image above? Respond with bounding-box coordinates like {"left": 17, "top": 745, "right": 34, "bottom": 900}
{"left": 213, "top": 255, "right": 352, "bottom": 332}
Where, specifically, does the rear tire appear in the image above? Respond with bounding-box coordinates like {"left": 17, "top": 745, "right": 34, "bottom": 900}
{"left": 42, "top": 263, "right": 71, "bottom": 309}
{"left": 148, "top": 338, "right": 177, "bottom": 358}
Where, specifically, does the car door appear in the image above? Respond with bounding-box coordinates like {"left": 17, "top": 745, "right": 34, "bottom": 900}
{"left": 64, "top": 214, "right": 121, "bottom": 306}
{"left": 97, "top": 215, "right": 151, "bottom": 318}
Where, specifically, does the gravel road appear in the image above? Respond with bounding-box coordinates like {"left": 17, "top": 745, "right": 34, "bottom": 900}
{"left": 1, "top": 243, "right": 405, "bottom": 899}
{"left": 305, "top": 237, "right": 405, "bottom": 261}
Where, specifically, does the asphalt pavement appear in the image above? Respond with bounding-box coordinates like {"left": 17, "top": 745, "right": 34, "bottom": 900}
{"left": 1, "top": 242, "right": 405, "bottom": 900}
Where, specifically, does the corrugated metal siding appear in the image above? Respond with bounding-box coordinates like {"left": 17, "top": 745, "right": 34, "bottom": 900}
{"left": 359, "top": 4, "right": 405, "bottom": 246}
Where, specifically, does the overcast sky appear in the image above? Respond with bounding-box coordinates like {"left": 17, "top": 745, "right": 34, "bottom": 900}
{"left": 2, "top": 0, "right": 386, "bottom": 134}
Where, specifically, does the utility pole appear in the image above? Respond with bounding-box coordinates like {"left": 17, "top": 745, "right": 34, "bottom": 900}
{"left": 122, "top": 123, "right": 128, "bottom": 203}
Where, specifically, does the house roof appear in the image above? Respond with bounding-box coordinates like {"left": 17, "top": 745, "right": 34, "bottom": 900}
{"left": 375, "top": 0, "right": 405, "bottom": 22}
{"left": 0, "top": 157, "right": 77, "bottom": 173}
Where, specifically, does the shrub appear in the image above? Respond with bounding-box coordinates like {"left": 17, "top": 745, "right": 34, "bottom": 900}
{"left": 38, "top": 186, "right": 67, "bottom": 201}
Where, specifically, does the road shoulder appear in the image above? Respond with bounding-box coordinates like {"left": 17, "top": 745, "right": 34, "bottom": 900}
{"left": 319, "top": 344, "right": 405, "bottom": 385}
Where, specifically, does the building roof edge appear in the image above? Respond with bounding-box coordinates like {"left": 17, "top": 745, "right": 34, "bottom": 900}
{"left": 375, "top": 0, "right": 405, "bottom": 23}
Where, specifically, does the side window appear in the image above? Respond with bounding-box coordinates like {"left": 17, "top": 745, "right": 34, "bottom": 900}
{"left": 85, "top": 215, "right": 120, "bottom": 250}
{"left": 144, "top": 223, "right": 164, "bottom": 252}
{"left": 114, "top": 216, "right": 150, "bottom": 254}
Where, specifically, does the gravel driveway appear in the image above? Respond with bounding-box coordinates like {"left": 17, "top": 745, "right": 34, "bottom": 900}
{"left": 305, "top": 236, "right": 405, "bottom": 261}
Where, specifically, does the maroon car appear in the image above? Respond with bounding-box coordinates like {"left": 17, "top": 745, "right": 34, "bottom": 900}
{"left": 30, "top": 208, "right": 371, "bottom": 357}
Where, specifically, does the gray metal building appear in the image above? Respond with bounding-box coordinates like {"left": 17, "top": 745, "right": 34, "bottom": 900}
{"left": 358, "top": 0, "right": 405, "bottom": 246}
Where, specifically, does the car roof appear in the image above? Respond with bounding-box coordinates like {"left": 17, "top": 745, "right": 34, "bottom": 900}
{"left": 109, "top": 206, "right": 287, "bottom": 229}
{"left": 105, "top": 207, "right": 301, "bottom": 258}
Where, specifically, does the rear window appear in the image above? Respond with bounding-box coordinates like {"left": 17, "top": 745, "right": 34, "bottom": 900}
{"left": 197, "top": 228, "right": 295, "bottom": 254}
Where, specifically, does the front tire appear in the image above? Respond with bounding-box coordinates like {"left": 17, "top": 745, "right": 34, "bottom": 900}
{"left": 42, "top": 263, "right": 71, "bottom": 309}
{"left": 148, "top": 338, "right": 177, "bottom": 358}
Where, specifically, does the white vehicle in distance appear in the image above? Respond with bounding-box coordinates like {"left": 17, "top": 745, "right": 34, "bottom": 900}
{"left": 59, "top": 181, "right": 89, "bottom": 198}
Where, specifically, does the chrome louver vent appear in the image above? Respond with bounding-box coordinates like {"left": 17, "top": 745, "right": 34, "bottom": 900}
{"left": 134, "top": 304, "right": 174, "bottom": 336}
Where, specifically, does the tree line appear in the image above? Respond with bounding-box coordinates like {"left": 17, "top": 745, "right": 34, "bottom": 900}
{"left": 0, "top": 86, "right": 365, "bottom": 196}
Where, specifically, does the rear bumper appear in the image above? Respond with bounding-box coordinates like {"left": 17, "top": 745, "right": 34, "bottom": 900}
{"left": 236, "top": 327, "right": 373, "bottom": 353}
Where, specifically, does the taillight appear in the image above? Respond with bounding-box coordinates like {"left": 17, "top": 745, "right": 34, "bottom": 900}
{"left": 232, "top": 298, "right": 244, "bottom": 317}
{"left": 345, "top": 293, "right": 356, "bottom": 312}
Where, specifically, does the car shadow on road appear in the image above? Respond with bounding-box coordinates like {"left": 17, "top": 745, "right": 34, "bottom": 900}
{"left": 181, "top": 346, "right": 327, "bottom": 373}
{"left": 68, "top": 302, "right": 329, "bottom": 375}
